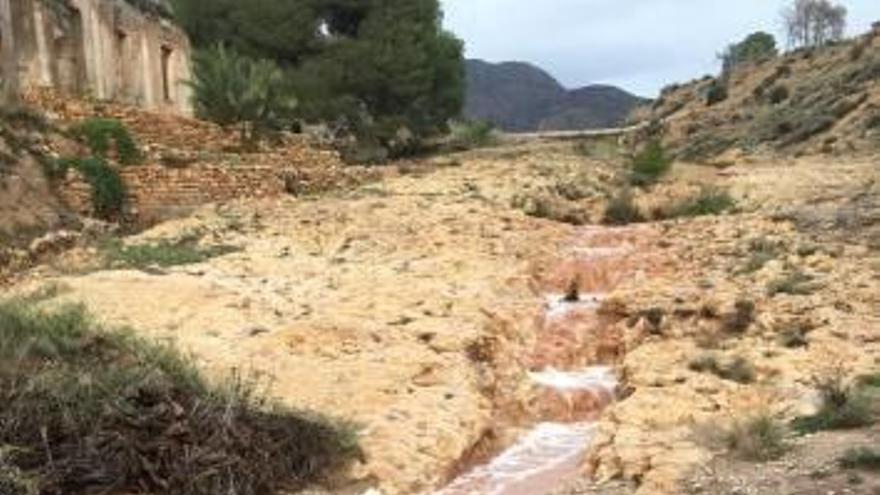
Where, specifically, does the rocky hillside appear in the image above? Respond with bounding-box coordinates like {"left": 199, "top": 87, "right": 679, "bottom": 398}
{"left": 464, "top": 59, "right": 648, "bottom": 132}
{"left": 638, "top": 24, "right": 880, "bottom": 162}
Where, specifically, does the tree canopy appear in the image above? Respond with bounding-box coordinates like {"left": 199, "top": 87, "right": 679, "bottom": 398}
{"left": 170, "top": 0, "right": 465, "bottom": 154}
{"left": 720, "top": 31, "right": 779, "bottom": 75}
{"left": 782, "top": 0, "right": 847, "bottom": 48}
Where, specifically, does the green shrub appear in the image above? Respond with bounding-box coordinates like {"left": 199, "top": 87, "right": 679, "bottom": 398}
{"left": 629, "top": 140, "right": 672, "bottom": 187}
{"left": 689, "top": 354, "right": 756, "bottom": 384}
{"left": 448, "top": 120, "right": 497, "bottom": 150}
{"left": 70, "top": 118, "right": 142, "bottom": 165}
{"left": 726, "top": 414, "right": 789, "bottom": 461}
{"left": 104, "top": 239, "right": 239, "bottom": 269}
{"left": 706, "top": 81, "right": 729, "bottom": 106}
{"left": 768, "top": 85, "right": 790, "bottom": 104}
{"left": 840, "top": 448, "right": 880, "bottom": 471}
{"left": 51, "top": 157, "right": 126, "bottom": 220}
{"left": 190, "top": 44, "right": 298, "bottom": 147}
{"left": 793, "top": 371, "right": 876, "bottom": 434}
{"left": 665, "top": 188, "right": 736, "bottom": 218}
{"left": 603, "top": 189, "right": 644, "bottom": 225}
{"left": 0, "top": 300, "right": 360, "bottom": 495}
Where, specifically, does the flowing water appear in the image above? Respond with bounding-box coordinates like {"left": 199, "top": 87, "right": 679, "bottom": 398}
{"left": 432, "top": 368, "right": 617, "bottom": 495}
{"left": 431, "top": 228, "right": 651, "bottom": 495}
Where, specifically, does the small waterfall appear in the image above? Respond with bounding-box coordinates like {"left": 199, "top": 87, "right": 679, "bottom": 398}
{"left": 432, "top": 368, "right": 617, "bottom": 495}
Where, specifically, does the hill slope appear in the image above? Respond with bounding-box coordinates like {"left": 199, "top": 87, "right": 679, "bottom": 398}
{"left": 464, "top": 59, "right": 647, "bottom": 132}
{"left": 636, "top": 25, "right": 880, "bottom": 161}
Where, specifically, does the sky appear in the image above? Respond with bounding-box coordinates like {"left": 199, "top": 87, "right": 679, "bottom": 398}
{"left": 441, "top": 0, "right": 880, "bottom": 97}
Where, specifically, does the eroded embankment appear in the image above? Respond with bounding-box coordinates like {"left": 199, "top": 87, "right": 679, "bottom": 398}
{"left": 433, "top": 225, "right": 669, "bottom": 495}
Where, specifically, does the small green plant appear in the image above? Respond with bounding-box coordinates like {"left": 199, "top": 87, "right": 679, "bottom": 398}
{"left": 50, "top": 157, "right": 126, "bottom": 220}
{"left": 603, "top": 189, "right": 644, "bottom": 225}
{"left": 629, "top": 141, "right": 672, "bottom": 187}
{"left": 767, "top": 270, "right": 817, "bottom": 296}
{"left": 726, "top": 413, "right": 789, "bottom": 461}
{"left": 689, "top": 354, "right": 756, "bottom": 384}
{"left": 665, "top": 188, "right": 736, "bottom": 218}
{"left": 792, "top": 370, "right": 876, "bottom": 434}
{"left": 103, "top": 239, "right": 239, "bottom": 269}
{"left": 70, "top": 118, "right": 143, "bottom": 165}
{"left": 448, "top": 120, "right": 497, "bottom": 150}
{"left": 840, "top": 448, "right": 880, "bottom": 471}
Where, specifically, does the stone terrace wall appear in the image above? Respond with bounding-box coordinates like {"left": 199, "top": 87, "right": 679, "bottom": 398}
{"left": 58, "top": 165, "right": 286, "bottom": 224}
{"left": 57, "top": 162, "right": 384, "bottom": 225}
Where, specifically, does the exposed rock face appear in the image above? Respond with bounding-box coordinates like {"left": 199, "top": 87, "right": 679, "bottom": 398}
{"left": 0, "top": 0, "right": 192, "bottom": 114}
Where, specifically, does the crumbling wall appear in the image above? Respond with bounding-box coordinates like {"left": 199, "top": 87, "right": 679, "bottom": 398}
{"left": 1, "top": 0, "right": 191, "bottom": 115}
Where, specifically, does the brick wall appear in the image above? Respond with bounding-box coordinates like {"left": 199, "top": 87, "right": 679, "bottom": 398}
{"left": 58, "top": 164, "right": 286, "bottom": 224}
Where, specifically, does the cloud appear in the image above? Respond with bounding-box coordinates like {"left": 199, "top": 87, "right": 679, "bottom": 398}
{"left": 441, "top": 0, "right": 880, "bottom": 96}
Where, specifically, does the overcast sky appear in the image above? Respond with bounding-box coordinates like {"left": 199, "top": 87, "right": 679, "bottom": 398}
{"left": 441, "top": 0, "right": 880, "bottom": 97}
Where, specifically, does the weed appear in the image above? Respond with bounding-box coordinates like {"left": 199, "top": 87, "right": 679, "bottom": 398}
{"left": 603, "top": 189, "right": 644, "bottom": 225}
{"left": 792, "top": 370, "right": 876, "bottom": 434}
{"left": 689, "top": 354, "right": 756, "bottom": 384}
{"left": 513, "top": 189, "right": 590, "bottom": 226}
{"left": 70, "top": 118, "right": 143, "bottom": 165}
{"left": 0, "top": 300, "right": 360, "bottom": 495}
{"left": 740, "top": 237, "right": 781, "bottom": 274}
{"left": 841, "top": 448, "right": 880, "bottom": 471}
{"left": 664, "top": 188, "right": 736, "bottom": 218}
{"left": 726, "top": 413, "right": 789, "bottom": 461}
{"left": 103, "top": 239, "right": 239, "bottom": 269}
{"left": 858, "top": 374, "right": 880, "bottom": 388}
{"left": 779, "top": 325, "right": 811, "bottom": 348}
{"left": 554, "top": 171, "right": 597, "bottom": 201}
{"left": 767, "top": 270, "right": 817, "bottom": 296}
{"left": 721, "top": 299, "right": 756, "bottom": 334}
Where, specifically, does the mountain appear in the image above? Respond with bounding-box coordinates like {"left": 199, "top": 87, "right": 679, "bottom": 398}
{"left": 463, "top": 59, "right": 648, "bottom": 132}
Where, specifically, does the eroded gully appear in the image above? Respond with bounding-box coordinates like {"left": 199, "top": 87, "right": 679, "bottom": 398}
{"left": 430, "top": 226, "right": 656, "bottom": 495}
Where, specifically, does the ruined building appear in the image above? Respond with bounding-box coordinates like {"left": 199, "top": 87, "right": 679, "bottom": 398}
{"left": 0, "top": 0, "right": 192, "bottom": 115}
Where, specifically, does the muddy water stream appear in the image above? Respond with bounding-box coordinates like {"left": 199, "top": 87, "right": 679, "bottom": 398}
{"left": 431, "top": 228, "right": 643, "bottom": 495}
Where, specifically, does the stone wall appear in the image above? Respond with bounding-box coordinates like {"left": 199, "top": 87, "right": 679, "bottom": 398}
{"left": 0, "top": 0, "right": 192, "bottom": 115}
{"left": 58, "top": 165, "right": 286, "bottom": 224}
